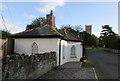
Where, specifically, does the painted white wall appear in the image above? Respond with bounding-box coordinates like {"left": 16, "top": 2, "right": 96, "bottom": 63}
{"left": 66, "top": 41, "right": 82, "bottom": 62}
{"left": 14, "top": 38, "right": 60, "bottom": 65}
{"left": 60, "top": 40, "right": 68, "bottom": 65}
{"left": 14, "top": 38, "right": 83, "bottom": 66}
{"left": 60, "top": 40, "right": 83, "bottom": 65}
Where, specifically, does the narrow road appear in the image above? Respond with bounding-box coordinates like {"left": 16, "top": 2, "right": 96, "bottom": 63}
{"left": 86, "top": 48, "right": 118, "bottom": 79}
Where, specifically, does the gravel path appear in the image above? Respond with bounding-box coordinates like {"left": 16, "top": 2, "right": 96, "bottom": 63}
{"left": 39, "top": 62, "right": 96, "bottom": 79}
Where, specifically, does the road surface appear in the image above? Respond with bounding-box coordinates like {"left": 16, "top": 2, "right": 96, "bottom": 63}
{"left": 86, "top": 48, "right": 118, "bottom": 79}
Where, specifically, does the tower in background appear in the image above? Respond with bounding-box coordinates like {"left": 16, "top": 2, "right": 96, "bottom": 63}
{"left": 85, "top": 25, "right": 92, "bottom": 34}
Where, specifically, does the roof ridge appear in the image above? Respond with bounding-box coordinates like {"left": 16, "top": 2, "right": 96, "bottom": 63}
{"left": 12, "top": 27, "right": 40, "bottom": 35}
{"left": 11, "top": 25, "right": 63, "bottom": 38}
{"left": 12, "top": 25, "right": 50, "bottom": 36}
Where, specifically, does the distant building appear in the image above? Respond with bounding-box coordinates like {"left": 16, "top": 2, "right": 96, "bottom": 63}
{"left": 85, "top": 25, "right": 92, "bottom": 34}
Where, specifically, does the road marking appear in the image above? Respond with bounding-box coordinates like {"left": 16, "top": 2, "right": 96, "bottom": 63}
{"left": 93, "top": 67, "right": 98, "bottom": 81}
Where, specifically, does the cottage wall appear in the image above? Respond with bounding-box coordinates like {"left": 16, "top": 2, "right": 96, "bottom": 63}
{"left": 14, "top": 38, "right": 60, "bottom": 65}
{"left": 60, "top": 40, "right": 68, "bottom": 65}
{"left": 60, "top": 40, "right": 83, "bottom": 65}
{"left": 14, "top": 38, "right": 83, "bottom": 66}
{"left": 67, "top": 41, "right": 82, "bottom": 62}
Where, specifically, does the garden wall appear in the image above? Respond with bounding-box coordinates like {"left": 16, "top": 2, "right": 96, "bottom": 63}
{"left": 2, "top": 51, "right": 57, "bottom": 79}
{"left": 104, "top": 48, "right": 120, "bottom": 54}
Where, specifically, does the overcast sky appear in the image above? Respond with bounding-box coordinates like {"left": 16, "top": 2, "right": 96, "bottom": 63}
{"left": 0, "top": 1, "right": 118, "bottom": 37}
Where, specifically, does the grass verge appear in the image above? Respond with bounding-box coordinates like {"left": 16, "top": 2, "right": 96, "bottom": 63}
{"left": 81, "top": 62, "right": 93, "bottom": 68}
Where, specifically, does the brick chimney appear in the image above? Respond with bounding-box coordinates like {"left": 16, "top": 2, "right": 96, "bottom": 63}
{"left": 46, "top": 10, "right": 56, "bottom": 30}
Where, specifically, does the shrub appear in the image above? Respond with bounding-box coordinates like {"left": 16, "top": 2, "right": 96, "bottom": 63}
{"left": 104, "top": 35, "right": 120, "bottom": 50}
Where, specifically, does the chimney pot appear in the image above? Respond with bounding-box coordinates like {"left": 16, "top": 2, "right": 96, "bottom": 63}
{"left": 50, "top": 10, "right": 53, "bottom": 15}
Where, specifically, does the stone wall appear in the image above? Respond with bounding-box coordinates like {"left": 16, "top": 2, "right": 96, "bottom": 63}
{"left": 104, "top": 48, "right": 120, "bottom": 54}
{"left": 2, "top": 51, "right": 57, "bottom": 79}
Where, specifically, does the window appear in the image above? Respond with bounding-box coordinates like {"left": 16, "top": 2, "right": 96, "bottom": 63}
{"left": 62, "top": 45, "right": 65, "bottom": 59}
{"left": 32, "top": 42, "right": 38, "bottom": 54}
{"left": 71, "top": 45, "right": 76, "bottom": 58}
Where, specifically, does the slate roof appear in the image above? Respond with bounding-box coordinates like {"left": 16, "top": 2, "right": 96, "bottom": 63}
{"left": 11, "top": 26, "right": 63, "bottom": 38}
{"left": 58, "top": 29, "right": 81, "bottom": 42}
{"left": 11, "top": 26, "right": 81, "bottom": 42}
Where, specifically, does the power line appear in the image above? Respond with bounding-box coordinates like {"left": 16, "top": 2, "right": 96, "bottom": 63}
{"left": 6, "top": 3, "right": 14, "bottom": 30}
{"left": 1, "top": 14, "right": 8, "bottom": 32}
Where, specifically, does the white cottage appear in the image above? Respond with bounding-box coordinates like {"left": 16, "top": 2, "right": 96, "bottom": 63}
{"left": 11, "top": 10, "right": 83, "bottom": 66}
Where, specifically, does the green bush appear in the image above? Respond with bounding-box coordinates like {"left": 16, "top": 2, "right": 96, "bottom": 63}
{"left": 0, "top": 30, "right": 11, "bottom": 39}
{"left": 104, "top": 35, "right": 120, "bottom": 50}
